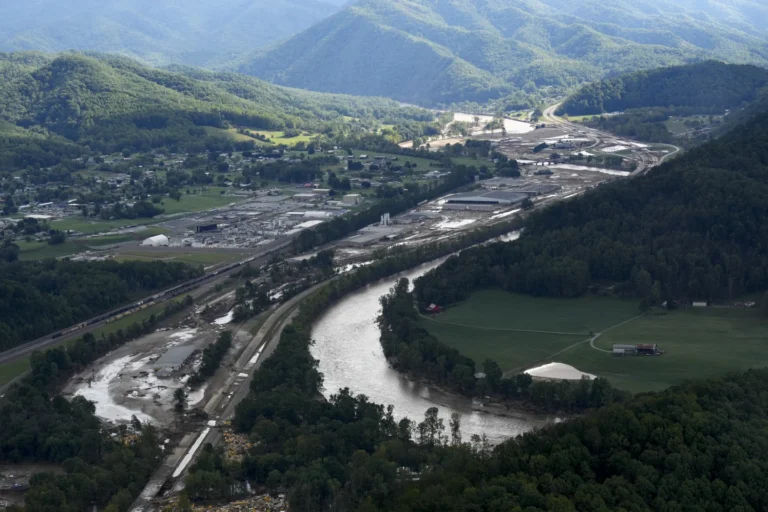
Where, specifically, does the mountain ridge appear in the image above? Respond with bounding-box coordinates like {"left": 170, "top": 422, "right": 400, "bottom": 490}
{"left": 0, "top": 0, "right": 342, "bottom": 67}
{"left": 236, "top": 0, "right": 768, "bottom": 105}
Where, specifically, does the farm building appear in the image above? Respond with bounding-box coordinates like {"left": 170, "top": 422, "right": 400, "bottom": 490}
{"left": 613, "top": 344, "right": 663, "bottom": 356}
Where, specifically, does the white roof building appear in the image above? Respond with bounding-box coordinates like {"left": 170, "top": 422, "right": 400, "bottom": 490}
{"left": 141, "top": 234, "right": 170, "bottom": 247}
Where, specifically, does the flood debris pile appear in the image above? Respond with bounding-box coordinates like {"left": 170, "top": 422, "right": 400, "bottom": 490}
{"left": 222, "top": 425, "right": 253, "bottom": 463}
{"left": 162, "top": 494, "right": 286, "bottom": 512}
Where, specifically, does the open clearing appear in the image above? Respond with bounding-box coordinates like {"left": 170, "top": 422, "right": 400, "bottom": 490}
{"left": 114, "top": 250, "right": 244, "bottom": 267}
{"left": 158, "top": 189, "right": 242, "bottom": 215}
{"left": 419, "top": 289, "right": 637, "bottom": 372}
{"left": 558, "top": 307, "right": 768, "bottom": 393}
{"left": 423, "top": 290, "right": 768, "bottom": 394}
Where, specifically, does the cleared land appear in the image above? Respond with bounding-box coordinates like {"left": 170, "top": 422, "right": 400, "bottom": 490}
{"left": 558, "top": 307, "right": 768, "bottom": 393}
{"left": 418, "top": 289, "right": 637, "bottom": 372}
{"left": 422, "top": 289, "right": 768, "bottom": 394}
{"left": 159, "top": 189, "right": 242, "bottom": 215}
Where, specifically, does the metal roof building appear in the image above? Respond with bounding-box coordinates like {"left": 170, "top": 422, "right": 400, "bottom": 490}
{"left": 153, "top": 345, "right": 197, "bottom": 369}
{"left": 446, "top": 191, "right": 528, "bottom": 206}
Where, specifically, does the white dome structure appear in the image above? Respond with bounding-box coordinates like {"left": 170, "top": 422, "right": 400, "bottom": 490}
{"left": 141, "top": 234, "right": 170, "bottom": 247}
{"left": 524, "top": 362, "right": 595, "bottom": 381}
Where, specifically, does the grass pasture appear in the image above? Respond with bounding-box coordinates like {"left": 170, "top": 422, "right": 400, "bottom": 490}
{"left": 422, "top": 289, "right": 768, "bottom": 393}
{"left": 419, "top": 289, "right": 637, "bottom": 372}
{"left": 159, "top": 188, "right": 241, "bottom": 215}
{"left": 113, "top": 249, "right": 244, "bottom": 267}
{"left": 559, "top": 306, "right": 768, "bottom": 393}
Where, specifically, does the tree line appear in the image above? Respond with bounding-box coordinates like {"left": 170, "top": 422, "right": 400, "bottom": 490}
{"left": 292, "top": 164, "right": 477, "bottom": 252}
{"left": 0, "top": 259, "right": 203, "bottom": 352}
{"left": 558, "top": 61, "right": 768, "bottom": 116}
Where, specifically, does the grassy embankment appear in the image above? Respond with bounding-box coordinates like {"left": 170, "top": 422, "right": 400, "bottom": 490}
{"left": 420, "top": 289, "right": 768, "bottom": 393}
{"left": 113, "top": 250, "right": 245, "bottom": 267}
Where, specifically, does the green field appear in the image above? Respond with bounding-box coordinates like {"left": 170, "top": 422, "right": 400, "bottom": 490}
{"left": 159, "top": 188, "right": 243, "bottom": 215}
{"left": 249, "top": 129, "right": 315, "bottom": 145}
{"left": 558, "top": 307, "right": 768, "bottom": 393}
{"left": 114, "top": 250, "right": 244, "bottom": 267}
{"left": 422, "top": 289, "right": 768, "bottom": 394}
{"left": 203, "top": 126, "right": 267, "bottom": 143}
{"left": 17, "top": 240, "right": 88, "bottom": 260}
{"left": 419, "top": 289, "right": 638, "bottom": 372}
{"left": 52, "top": 217, "right": 157, "bottom": 234}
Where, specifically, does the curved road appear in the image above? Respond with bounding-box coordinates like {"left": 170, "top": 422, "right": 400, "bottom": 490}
{"left": 542, "top": 103, "right": 681, "bottom": 175}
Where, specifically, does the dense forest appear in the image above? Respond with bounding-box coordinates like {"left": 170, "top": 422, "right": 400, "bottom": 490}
{"left": 0, "top": 259, "right": 202, "bottom": 351}
{"left": 193, "top": 223, "right": 768, "bottom": 511}
{"left": 0, "top": 52, "right": 436, "bottom": 163}
{"left": 239, "top": 0, "right": 768, "bottom": 105}
{"left": 416, "top": 102, "right": 768, "bottom": 309}
{"left": 558, "top": 61, "right": 768, "bottom": 116}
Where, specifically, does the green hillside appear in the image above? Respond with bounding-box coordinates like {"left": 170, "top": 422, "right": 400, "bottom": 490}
{"left": 237, "top": 0, "right": 768, "bottom": 105}
{"left": 0, "top": 52, "right": 433, "bottom": 157}
{"left": 0, "top": 0, "right": 340, "bottom": 67}
{"left": 559, "top": 61, "right": 768, "bottom": 115}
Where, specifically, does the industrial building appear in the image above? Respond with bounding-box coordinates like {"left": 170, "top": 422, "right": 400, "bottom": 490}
{"left": 195, "top": 224, "right": 218, "bottom": 233}
{"left": 342, "top": 224, "right": 406, "bottom": 247}
{"left": 343, "top": 194, "right": 363, "bottom": 206}
{"left": 446, "top": 190, "right": 528, "bottom": 206}
{"left": 153, "top": 345, "right": 197, "bottom": 377}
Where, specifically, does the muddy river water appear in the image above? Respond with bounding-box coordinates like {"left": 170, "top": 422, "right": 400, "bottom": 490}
{"left": 310, "top": 256, "right": 561, "bottom": 444}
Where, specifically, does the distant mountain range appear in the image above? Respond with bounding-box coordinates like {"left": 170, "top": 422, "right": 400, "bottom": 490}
{"left": 0, "top": 0, "right": 345, "bottom": 67}
{"left": 235, "top": 0, "right": 768, "bottom": 105}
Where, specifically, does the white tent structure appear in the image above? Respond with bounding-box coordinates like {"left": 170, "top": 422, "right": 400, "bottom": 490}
{"left": 141, "top": 234, "right": 170, "bottom": 247}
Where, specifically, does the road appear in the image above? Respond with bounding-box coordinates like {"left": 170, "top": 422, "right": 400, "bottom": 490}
{"left": 129, "top": 278, "right": 332, "bottom": 511}
{"left": 542, "top": 103, "right": 680, "bottom": 175}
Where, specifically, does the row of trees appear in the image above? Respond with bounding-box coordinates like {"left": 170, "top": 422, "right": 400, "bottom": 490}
{"left": 189, "top": 331, "right": 233, "bottom": 387}
{"left": 292, "top": 164, "right": 477, "bottom": 252}
{"left": 0, "top": 259, "right": 203, "bottom": 351}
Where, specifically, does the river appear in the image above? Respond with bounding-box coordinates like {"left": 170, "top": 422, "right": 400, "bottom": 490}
{"left": 310, "top": 252, "right": 560, "bottom": 444}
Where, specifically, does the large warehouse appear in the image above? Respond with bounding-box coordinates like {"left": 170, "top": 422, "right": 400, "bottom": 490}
{"left": 445, "top": 191, "right": 528, "bottom": 206}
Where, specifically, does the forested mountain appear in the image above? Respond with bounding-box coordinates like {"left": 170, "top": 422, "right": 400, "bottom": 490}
{"left": 559, "top": 61, "right": 768, "bottom": 115}
{"left": 0, "top": 52, "right": 432, "bottom": 156}
{"left": 416, "top": 99, "right": 768, "bottom": 307}
{"left": 237, "top": 0, "right": 768, "bottom": 106}
{"left": 0, "top": 0, "right": 341, "bottom": 67}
